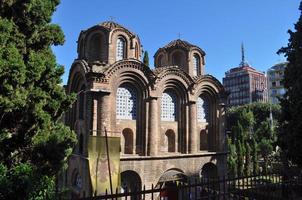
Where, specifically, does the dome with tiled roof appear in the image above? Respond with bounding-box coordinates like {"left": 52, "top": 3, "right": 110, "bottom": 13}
{"left": 99, "top": 21, "right": 124, "bottom": 30}
{"left": 77, "top": 21, "right": 141, "bottom": 65}
{"left": 154, "top": 39, "right": 206, "bottom": 76}
{"left": 156, "top": 39, "right": 205, "bottom": 56}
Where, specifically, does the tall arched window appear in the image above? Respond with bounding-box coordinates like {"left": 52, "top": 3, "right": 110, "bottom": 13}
{"left": 172, "top": 51, "right": 183, "bottom": 67}
{"left": 88, "top": 33, "right": 103, "bottom": 62}
{"left": 135, "top": 43, "right": 139, "bottom": 59}
{"left": 157, "top": 55, "right": 163, "bottom": 67}
{"left": 161, "top": 92, "right": 177, "bottom": 121}
{"left": 193, "top": 54, "right": 200, "bottom": 76}
{"left": 116, "top": 86, "right": 137, "bottom": 119}
{"left": 197, "top": 97, "right": 210, "bottom": 122}
{"left": 116, "top": 37, "right": 126, "bottom": 61}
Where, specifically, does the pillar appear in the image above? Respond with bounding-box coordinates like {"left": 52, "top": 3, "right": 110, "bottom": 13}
{"left": 147, "top": 97, "right": 159, "bottom": 156}
{"left": 189, "top": 102, "right": 198, "bottom": 154}
{"left": 91, "top": 94, "right": 98, "bottom": 136}
{"left": 98, "top": 93, "right": 110, "bottom": 136}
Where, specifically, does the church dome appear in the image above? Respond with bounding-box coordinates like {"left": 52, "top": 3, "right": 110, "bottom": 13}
{"left": 160, "top": 39, "right": 205, "bottom": 55}
{"left": 154, "top": 39, "right": 206, "bottom": 76}
{"left": 77, "top": 21, "right": 141, "bottom": 64}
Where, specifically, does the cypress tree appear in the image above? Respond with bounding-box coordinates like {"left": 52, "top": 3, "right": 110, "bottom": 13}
{"left": 236, "top": 140, "right": 244, "bottom": 177}
{"left": 277, "top": 1, "right": 302, "bottom": 167}
{"left": 251, "top": 137, "right": 259, "bottom": 174}
{"left": 143, "top": 51, "right": 149, "bottom": 66}
{"left": 244, "top": 142, "right": 251, "bottom": 176}
{"left": 0, "top": 0, "right": 76, "bottom": 198}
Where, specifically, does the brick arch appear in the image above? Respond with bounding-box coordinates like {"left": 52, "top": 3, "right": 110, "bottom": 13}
{"left": 200, "top": 162, "right": 218, "bottom": 179}
{"left": 67, "top": 61, "right": 88, "bottom": 94}
{"left": 156, "top": 168, "right": 187, "bottom": 188}
{"left": 106, "top": 60, "right": 155, "bottom": 96}
{"left": 153, "top": 66, "right": 194, "bottom": 92}
{"left": 121, "top": 170, "right": 142, "bottom": 194}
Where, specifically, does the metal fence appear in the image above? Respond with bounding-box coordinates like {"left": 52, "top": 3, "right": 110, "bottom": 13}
{"left": 81, "top": 172, "right": 302, "bottom": 200}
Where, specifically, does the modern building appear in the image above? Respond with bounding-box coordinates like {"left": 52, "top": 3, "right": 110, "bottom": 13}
{"left": 61, "top": 21, "right": 228, "bottom": 198}
{"left": 223, "top": 44, "right": 268, "bottom": 107}
{"left": 267, "top": 62, "right": 287, "bottom": 104}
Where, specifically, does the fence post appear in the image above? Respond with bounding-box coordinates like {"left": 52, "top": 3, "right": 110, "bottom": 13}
{"left": 223, "top": 176, "right": 226, "bottom": 200}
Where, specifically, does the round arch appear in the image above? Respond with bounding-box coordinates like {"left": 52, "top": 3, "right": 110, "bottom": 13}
{"left": 121, "top": 170, "right": 142, "bottom": 199}
{"left": 156, "top": 168, "right": 187, "bottom": 188}
{"left": 200, "top": 162, "right": 218, "bottom": 179}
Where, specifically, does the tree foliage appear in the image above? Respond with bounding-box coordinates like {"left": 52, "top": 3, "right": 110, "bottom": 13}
{"left": 143, "top": 51, "right": 149, "bottom": 66}
{"left": 0, "top": 0, "right": 76, "bottom": 198}
{"left": 227, "top": 102, "right": 280, "bottom": 176}
{"left": 277, "top": 1, "right": 302, "bottom": 167}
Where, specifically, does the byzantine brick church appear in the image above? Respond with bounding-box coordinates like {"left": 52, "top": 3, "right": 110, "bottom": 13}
{"left": 61, "top": 21, "right": 228, "bottom": 197}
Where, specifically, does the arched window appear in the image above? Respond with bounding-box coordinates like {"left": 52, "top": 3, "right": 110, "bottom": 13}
{"left": 116, "top": 87, "right": 137, "bottom": 119}
{"left": 88, "top": 33, "right": 103, "bottom": 62}
{"left": 193, "top": 54, "right": 200, "bottom": 76}
{"left": 157, "top": 55, "right": 163, "bottom": 67}
{"left": 161, "top": 92, "right": 177, "bottom": 121}
{"left": 122, "top": 128, "right": 134, "bottom": 154}
{"left": 165, "top": 129, "right": 176, "bottom": 152}
{"left": 197, "top": 97, "right": 210, "bottom": 122}
{"left": 172, "top": 51, "right": 184, "bottom": 68}
{"left": 116, "top": 37, "right": 126, "bottom": 61}
{"left": 135, "top": 43, "right": 139, "bottom": 59}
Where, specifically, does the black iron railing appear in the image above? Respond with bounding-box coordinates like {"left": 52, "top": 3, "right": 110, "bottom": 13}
{"left": 80, "top": 172, "right": 302, "bottom": 200}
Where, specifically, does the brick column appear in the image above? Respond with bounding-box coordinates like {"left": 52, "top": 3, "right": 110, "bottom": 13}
{"left": 91, "top": 95, "right": 98, "bottom": 136}
{"left": 99, "top": 93, "right": 110, "bottom": 136}
{"left": 189, "top": 102, "right": 198, "bottom": 154}
{"left": 148, "top": 97, "right": 158, "bottom": 156}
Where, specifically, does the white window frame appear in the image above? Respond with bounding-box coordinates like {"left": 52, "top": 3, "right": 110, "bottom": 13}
{"left": 116, "top": 87, "right": 137, "bottom": 120}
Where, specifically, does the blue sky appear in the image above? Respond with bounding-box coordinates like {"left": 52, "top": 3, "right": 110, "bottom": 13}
{"left": 52, "top": 0, "right": 301, "bottom": 84}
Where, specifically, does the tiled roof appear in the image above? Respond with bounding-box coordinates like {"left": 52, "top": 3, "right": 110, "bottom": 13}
{"left": 159, "top": 39, "right": 205, "bottom": 55}
{"left": 99, "top": 21, "right": 125, "bottom": 30}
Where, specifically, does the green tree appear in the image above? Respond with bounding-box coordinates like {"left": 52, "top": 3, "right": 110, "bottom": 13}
{"left": 143, "top": 51, "right": 149, "bottom": 66}
{"left": 0, "top": 0, "right": 76, "bottom": 198}
{"left": 277, "top": 1, "right": 302, "bottom": 167}
{"left": 227, "top": 138, "right": 237, "bottom": 176}
{"left": 258, "top": 139, "right": 273, "bottom": 173}
{"left": 251, "top": 137, "right": 259, "bottom": 174}
{"left": 244, "top": 142, "right": 251, "bottom": 176}
{"left": 226, "top": 102, "right": 281, "bottom": 176}
{"left": 236, "top": 139, "right": 245, "bottom": 177}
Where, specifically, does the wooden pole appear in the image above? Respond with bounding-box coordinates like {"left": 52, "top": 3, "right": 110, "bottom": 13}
{"left": 105, "top": 127, "right": 113, "bottom": 195}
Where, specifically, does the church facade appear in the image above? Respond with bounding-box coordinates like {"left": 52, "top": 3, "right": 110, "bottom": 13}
{"left": 62, "top": 21, "right": 228, "bottom": 198}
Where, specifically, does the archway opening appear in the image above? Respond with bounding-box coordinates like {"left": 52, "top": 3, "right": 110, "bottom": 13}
{"left": 121, "top": 170, "right": 142, "bottom": 199}
{"left": 201, "top": 162, "right": 218, "bottom": 180}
